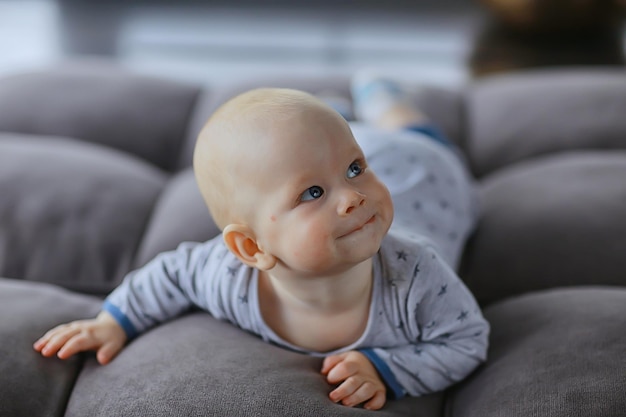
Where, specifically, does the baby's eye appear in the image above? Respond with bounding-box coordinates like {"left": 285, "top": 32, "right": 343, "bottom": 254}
{"left": 300, "top": 185, "right": 324, "bottom": 202}
{"left": 347, "top": 161, "right": 364, "bottom": 179}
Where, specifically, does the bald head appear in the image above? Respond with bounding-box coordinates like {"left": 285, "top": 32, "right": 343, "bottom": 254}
{"left": 193, "top": 88, "right": 349, "bottom": 230}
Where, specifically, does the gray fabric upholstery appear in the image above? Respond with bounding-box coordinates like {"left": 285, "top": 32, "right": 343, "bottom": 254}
{"left": 466, "top": 69, "right": 626, "bottom": 177}
{"left": 0, "top": 60, "right": 201, "bottom": 172}
{"left": 181, "top": 76, "right": 465, "bottom": 167}
{"left": 449, "top": 287, "right": 626, "bottom": 417}
{"left": 0, "top": 63, "right": 624, "bottom": 416}
{"left": 461, "top": 151, "right": 626, "bottom": 305}
{"left": 0, "top": 278, "right": 100, "bottom": 417}
{"left": 0, "top": 134, "right": 165, "bottom": 294}
{"left": 65, "top": 313, "right": 444, "bottom": 417}
{"left": 132, "top": 168, "right": 220, "bottom": 269}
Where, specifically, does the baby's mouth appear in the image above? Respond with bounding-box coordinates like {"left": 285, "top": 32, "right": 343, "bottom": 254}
{"left": 339, "top": 215, "right": 376, "bottom": 238}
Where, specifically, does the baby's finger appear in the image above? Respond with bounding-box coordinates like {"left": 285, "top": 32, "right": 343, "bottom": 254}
{"left": 57, "top": 332, "right": 101, "bottom": 359}
{"left": 329, "top": 375, "right": 362, "bottom": 403}
{"left": 321, "top": 353, "right": 346, "bottom": 375}
{"left": 33, "top": 337, "right": 49, "bottom": 352}
{"left": 338, "top": 381, "right": 379, "bottom": 408}
{"left": 38, "top": 327, "right": 81, "bottom": 357}
{"left": 363, "top": 390, "right": 386, "bottom": 411}
{"left": 33, "top": 325, "right": 69, "bottom": 351}
{"left": 96, "top": 340, "right": 124, "bottom": 365}
{"left": 326, "top": 358, "right": 358, "bottom": 384}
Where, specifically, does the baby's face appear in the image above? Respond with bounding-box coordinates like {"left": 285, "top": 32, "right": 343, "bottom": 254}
{"left": 247, "top": 105, "right": 394, "bottom": 276}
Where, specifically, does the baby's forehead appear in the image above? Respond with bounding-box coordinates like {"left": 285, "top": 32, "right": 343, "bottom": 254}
{"left": 231, "top": 88, "right": 319, "bottom": 113}
{"left": 203, "top": 88, "right": 354, "bottom": 163}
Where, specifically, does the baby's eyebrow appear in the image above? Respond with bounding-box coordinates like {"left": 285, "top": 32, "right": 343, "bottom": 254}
{"left": 289, "top": 171, "right": 317, "bottom": 188}
{"left": 285, "top": 175, "right": 317, "bottom": 198}
{"left": 352, "top": 154, "right": 368, "bottom": 165}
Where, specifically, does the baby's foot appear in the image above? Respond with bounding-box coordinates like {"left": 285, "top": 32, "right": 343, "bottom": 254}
{"left": 351, "top": 72, "right": 428, "bottom": 130}
{"left": 351, "top": 71, "right": 404, "bottom": 123}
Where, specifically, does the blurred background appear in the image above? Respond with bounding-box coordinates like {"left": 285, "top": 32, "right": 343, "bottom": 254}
{"left": 0, "top": 0, "right": 624, "bottom": 87}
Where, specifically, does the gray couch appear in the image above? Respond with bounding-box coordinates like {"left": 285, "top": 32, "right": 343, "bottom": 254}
{"left": 1, "top": 61, "right": 625, "bottom": 417}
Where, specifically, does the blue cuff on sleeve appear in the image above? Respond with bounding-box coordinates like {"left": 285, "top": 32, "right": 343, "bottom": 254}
{"left": 102, "top": 300, "right": 138, "bottom": 340}
{"left": 359, "top": 348, "right": 406, "bottom": 399}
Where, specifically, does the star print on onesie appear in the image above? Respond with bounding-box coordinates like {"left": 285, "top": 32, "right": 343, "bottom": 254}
{"left": 102, "top": 121, "right": 489, "bottom": 398}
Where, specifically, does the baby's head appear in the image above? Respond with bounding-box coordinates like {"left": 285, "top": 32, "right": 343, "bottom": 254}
{"left": 193, "top": 88, "right": 393, "bottom": 276}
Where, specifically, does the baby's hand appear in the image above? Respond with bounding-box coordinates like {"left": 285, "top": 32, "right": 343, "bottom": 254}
{"left": 321, "top": 350, "right": 386, "bottom": 410}
{"left": 33, "top": 311, "right": 127, "bottom": 365}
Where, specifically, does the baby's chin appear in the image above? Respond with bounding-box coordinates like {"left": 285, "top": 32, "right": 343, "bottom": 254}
{"left": 293, "top": 247, "right": 380, "bottom": 277}
{"left": 335, "top": 240, "right": 384, "bottom": 268}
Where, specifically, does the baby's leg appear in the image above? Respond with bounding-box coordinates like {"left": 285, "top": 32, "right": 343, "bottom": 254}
{"left": 349, "top": 75, "right": 477, "bottom": 270}
{"left": 351, "top": 72, "right": 454, "bottom": 149}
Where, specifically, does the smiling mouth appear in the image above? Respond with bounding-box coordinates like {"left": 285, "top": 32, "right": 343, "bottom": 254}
{"left": 340, "top": 215, "right": 376, "bottom": 238}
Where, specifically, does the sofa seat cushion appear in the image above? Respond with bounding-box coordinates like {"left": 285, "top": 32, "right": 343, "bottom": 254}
{"left": 0, "top": 134, "right": 166, "bottom": 294}
{"left": 0, "top": 278, "right": 101, "bottom": 417}
{"left": 65, "top": 313, "right": 444, "bottom": 417}
{"left": 448, "top": 287, "right": 626, "bottom": 417}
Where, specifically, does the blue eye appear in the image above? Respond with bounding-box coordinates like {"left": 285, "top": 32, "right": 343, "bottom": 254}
{"left": 347, "top": 161, "right": 363, "bottom": 178}
{"left": 300, "top": 185, "right": 324, "bottom": 202}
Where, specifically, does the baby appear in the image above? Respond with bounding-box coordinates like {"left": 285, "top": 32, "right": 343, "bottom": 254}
{"left": 34, "top": 76, "right": 489, "bottom": 411}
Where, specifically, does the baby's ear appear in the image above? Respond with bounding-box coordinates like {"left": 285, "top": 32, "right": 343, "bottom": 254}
{"left": 222, "top": 224, "right": 276, "bottom": 271}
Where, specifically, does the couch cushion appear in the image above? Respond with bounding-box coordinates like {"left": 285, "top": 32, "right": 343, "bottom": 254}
{"left": 461, "top": 150, "right": 626, "bottom": 305}
{"left": 0, "top": 60, "right": 201, "bottom": 171}
{"left": 0, "top": 278, "right": 101, "bottom": 417}
{"left": 448, "top": 287, "right": 626, "bottom": 417}
{"left": 466, "top": 69, "right": 626, "bottom": 177}
{"left": 65, "top": 313, "right": 444, "bottom": 417}
{"left": 179, "top": 76, "right": 464, "bottom": 168}
{"left": 132, "top": 168, "right": 220, "bottom": 269}
{"left": 0, "top": 134, "right": 165, "bottom": 294}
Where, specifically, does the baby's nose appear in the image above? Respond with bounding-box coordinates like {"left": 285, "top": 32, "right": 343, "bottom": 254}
{"left": 338, "top": 190, "right": 366, "bottom": 216}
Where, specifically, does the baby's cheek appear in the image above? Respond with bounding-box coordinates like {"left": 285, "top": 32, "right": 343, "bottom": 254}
{"left": 290, "top": 224, "right": 334, "bottom": 270}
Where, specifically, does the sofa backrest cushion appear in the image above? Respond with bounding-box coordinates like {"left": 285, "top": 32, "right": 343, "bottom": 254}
{"left": 0, "top": 133, "right": 166, "bottom": 294}
{"left": 461, "top": 150, "right": 626, "bottom": 305}
{"left": 0, "top": 60, "right": 201, "bottom": 172}
{"left": 465, "top": 69, "right": 626, "bottom": 178}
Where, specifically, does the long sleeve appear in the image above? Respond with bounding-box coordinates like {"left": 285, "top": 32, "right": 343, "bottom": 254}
{"left": 103, "top": 237, "right": 240, "bottom": 339}
{"left": 363, "top": 235, "right": 490, "bottom": 398}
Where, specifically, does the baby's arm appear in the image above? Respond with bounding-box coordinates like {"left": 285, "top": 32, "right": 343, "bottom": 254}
{"left": 33, "top": 311, "right": 127, "bottom": 365}
{"left": 321, "top": 351, "right": 387, "bottom": 410}
{"left": 364, "top": 245, "right": 489, "bottom": 399}
{"left": 99, "top": 240, "right": 224, "bottom": 340}
{"left": 35, "top": 239, "right": 224, "bottom": 363}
